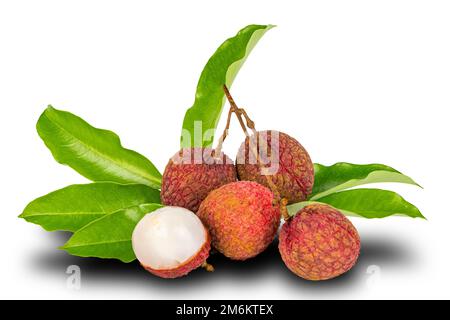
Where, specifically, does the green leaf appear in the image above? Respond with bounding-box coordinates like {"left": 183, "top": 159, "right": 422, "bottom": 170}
{"left": 181, "top": 24, "right": 274, "bottom": 148}
{"left": 37, "top": 106, "right": 162, "bottom": 189}
{"left": 20, "top": 183, "right": 161, "bottom": 232}
{"left": 288, "top": 189, "right": 425, "bottom": 219}
{"left": 310, "top": 162, "right": 421, "bottom": 200}
{"left": 61, "top": 203, "right": 162, "bottom": 262}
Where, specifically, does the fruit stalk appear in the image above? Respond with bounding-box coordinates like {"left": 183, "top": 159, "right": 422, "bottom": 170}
{"left": 214, "top": 104, "right": 234, "bottom": 157}
{"left": 201, "top": 261, "right": 215, "bottom": 272}
{"left": 214, "top": 87, "right": 251, "bottom": 157}
{"left": 222, "top": 85, "right": 286, "bottom": 209}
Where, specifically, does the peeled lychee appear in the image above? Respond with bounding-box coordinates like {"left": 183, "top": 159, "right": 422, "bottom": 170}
{"left": 279, "top": 204, "right": 360, "bottom": 281}
{"left": 197, "top": 181, "right": 281, "bottom": 260}
{"left": 132, "top": 206, "right": 211, "bottom": 279}
{"left": 161, "top": 148, "right": 237, "bottom": 212}
{"left": 236, "top": 130, "right": 314, "bottom": 203}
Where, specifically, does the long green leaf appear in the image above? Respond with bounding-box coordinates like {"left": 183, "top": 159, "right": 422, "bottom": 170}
{"left": 37, "top": 106, "right": 162, "bottom": 188}
{"left": 181, "top": 24, "right": 274, "bottom": 148}
{"left": 61, "top": 203, "right": 162, "bottom": 262}
{"left": 310, "top": 162, "right": 421, "bottom": 200}
{"left": 289, "top": 189, "right": 424, "bottom": 219}
{"left": 20, "top": 183, "right": 160, "bottom": 232}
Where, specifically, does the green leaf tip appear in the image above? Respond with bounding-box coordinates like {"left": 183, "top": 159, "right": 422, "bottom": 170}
{"left": 290, "top": 188, "right": 425, "bottom": 220}
{"left": 19, "top": 183, "right": 161, "bottom": 232}
{"left": 181, "top": 24, "right": 274, "bottom": 148}
{"left": 310, "top": 162, "right": 421, "bottom": 200}
{"left": 36, "top": 106, "right": 162, "bottom": 189}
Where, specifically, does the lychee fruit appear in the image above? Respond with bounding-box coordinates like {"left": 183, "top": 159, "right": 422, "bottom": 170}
{"left": 279, "top": 204, "right": 360, "bottom": 281}
{"left": 132, "top": 206, "right": 211, "bottom": 279}
{"left": 161, "top": 148, "right": 237, "bottom": 212}
{"left": 197, "top": 181, "right": 281, "bottom": 260}
{"left": 236, "top": 130, "right": 314, "bottom": 204}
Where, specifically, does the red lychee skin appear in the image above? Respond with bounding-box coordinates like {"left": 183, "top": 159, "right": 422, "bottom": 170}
{"left": 161, "top": 148, "right": 237, "bottom": 212}
{"left": 279, "top": 204, "right": 360, "bottom": 281}
{"left": 141, "top": 233, "right": 211, "bottom": 279}
{"left": 236, "top": 131, "right": 314, "bottom": 204}
{"left": 197, "top": 181, "right": 281, "bottom": 260}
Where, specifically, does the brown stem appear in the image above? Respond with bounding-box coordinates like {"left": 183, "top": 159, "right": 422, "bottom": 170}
{"left": 222, "top": 85, "right": 283, "bottom": 208}
{"left": 214, "top": 106, "right": 233, "bottom": 157}
{"left": 238, "top": 107, "right": 268, "bottom": 169}
{"left": 223, "top": 85, "right": 251, "bottom": 137}
{"left": 280, "top": 198, "right": 290, "bottom": 221}
{"left": 202, "top": 261, "right": 215, "bottom": 272}
{"left": 213, "top": 86, "right": 249, "bottom": 157}
{"left": 239, "top": 108, "right": 258, "bottom": 136}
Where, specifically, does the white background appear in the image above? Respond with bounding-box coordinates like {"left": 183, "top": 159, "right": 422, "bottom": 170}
{"left": 1, "top": 0, "right": 449, "bottom": 299}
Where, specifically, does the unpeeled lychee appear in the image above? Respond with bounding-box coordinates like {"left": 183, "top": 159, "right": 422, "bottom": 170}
{"left": 197, "top": 181, "right": 281, "bottom": 260}
{"left": 161, "top": 148, "right": 237, "bottom": 212}
{"left": 279, "top": 204, "right": 360, "bottom": 281}
{"left": 132, "top": 206, "right": 211, "bottom": 279}
{"left": 236, "top": 130, "right": 314, "bottom": 203}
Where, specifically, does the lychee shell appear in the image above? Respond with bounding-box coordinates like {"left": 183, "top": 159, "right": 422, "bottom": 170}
{"left": 279, "top": 204, "right": 360, "bottom": 281}
{"left": 236, "top": 131, "right": 314, "bottom": 203}
{"left": 197, "top": 181, "right": 281, "bottom": 260}
{"left": 161, "top": 148, "right": 236, "bottom": 212}
{"left": 142, "top": 235, "right": 211, "bottom": 279}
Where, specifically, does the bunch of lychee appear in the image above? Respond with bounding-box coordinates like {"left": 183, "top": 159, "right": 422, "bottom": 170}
{"left": 131, "top": 87, "right": 360, "bottom": 281}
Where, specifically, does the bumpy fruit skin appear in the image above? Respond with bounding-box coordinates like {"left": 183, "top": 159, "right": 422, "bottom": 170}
{"left": 197, "top": 181, "right": 281, "bottom": 260}
{"left": 236, "top": 130, "right": 314, "bottom": 204}
{"left": 142, "top": 236, "right": 211, "bottom": 279}
{"left": 279, "top": 204, "right": 360, "bottom": 281}
{"left": 161, "top": 148, "right": 237, "bottom": 212}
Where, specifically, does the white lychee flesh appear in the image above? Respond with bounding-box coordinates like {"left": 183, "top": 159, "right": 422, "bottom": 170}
{"left": 132, "top": 206, "right": 208, "bottom": 271}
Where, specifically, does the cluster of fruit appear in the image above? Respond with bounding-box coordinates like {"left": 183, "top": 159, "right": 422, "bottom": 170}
{"left": 131, "top": 89, "right": 360, "bottom": 281}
